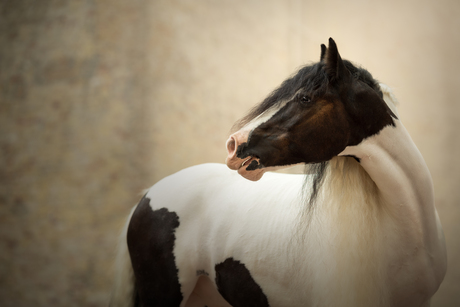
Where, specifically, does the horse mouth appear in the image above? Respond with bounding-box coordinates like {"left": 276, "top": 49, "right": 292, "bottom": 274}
{"left": 241, "top": 156, "right": 252, "bottom": 167}
{"left": 236, "top": 140, "right": 265, "bottom": 171}
{"left": 239, "top": 156, "right": 262, "bottom": 171}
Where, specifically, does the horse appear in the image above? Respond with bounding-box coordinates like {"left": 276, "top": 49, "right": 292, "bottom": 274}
{"left": 110, "top": 38, "right": 447, "bottom": 307}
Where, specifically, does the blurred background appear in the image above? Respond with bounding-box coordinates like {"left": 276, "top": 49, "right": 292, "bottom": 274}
{"left": 1, "top": 0, "right": 459, "bottom": 306}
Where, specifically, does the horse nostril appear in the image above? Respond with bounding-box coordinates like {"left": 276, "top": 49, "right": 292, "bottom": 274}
{"left": 226, "top": 137, "right": 236, "bottom": 155}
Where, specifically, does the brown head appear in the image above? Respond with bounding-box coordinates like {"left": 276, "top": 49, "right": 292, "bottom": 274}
{"left": 226, "top": 38, "right": 396, "bottom": 181}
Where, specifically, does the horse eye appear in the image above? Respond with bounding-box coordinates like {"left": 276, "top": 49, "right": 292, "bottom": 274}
{"left": 299, "top": 95, "right": 311, "bottom": 104}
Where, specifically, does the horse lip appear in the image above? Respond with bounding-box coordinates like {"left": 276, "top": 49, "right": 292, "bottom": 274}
{"left": 235, "top": 130, "right": 266, "bottom": 170}
{"left": 238, "top": 155, "right": 263, "bottom": 171}
{"left": 239, "top": 156, "right": 257, "bottom": 169}
{"left": 241, "top": 156, "right": 252, "bottom": 167}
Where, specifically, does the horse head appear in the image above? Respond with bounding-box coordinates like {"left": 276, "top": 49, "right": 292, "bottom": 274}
{"left": 226, "top": 38, "right": 397, "bottom": 181}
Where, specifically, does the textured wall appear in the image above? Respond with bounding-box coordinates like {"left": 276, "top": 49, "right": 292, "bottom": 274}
{"left": 0, "top": 1, "right": 153, "bottom": 305}
{"left": 1, "top": 0, "right": 459, "bottom": 306}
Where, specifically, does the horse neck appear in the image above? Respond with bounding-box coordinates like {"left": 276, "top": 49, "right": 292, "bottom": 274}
{"left": 328, "top": 113, "right": 447, "bottom": 300}
{"left": 341, "top": 120, "right": 433, "bottom": 211}
{"left": 337, "top": 83, "right": 432, "bottom": 212}
{"left": 337, "top": 116, "right": 444, "bottom": 256}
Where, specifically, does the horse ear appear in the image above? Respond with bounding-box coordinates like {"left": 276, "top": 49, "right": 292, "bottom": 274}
{"left": 325, "top": 38, "right": 351, "bottom": 82}
{"left": 320, "top": 44, "right": 327, "bottom": 62}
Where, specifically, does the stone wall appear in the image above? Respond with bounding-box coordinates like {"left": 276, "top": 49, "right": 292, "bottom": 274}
{"left": 1, "top": 0, "right": 459, "bottom": 306}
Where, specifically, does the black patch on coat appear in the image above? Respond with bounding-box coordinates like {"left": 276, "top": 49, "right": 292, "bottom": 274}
{"left": 127, "top": 196, "right": 183, "bottom": 307}
{"left": 215, "top": 258, "right": 269, "bottom": 307}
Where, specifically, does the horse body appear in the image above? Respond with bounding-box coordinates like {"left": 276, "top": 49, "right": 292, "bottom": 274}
{"left": 147, "top": 164, "right": 306, "bottom": 306}
{"left": 110, "top": 39, "right": 446, "bottom": 307}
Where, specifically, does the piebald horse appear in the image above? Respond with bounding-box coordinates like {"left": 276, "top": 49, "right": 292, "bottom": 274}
{"left": 110, "top": 38, "right": 447, "bottom": 307}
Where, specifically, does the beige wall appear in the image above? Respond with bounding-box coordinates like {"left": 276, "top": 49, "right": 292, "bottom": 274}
{"left": 1, "top": 0, "right": 459, "bottom": 306}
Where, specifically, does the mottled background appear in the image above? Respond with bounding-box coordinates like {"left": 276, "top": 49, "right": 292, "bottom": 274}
{"left": 1, "top": 0, "right": 459, "bottom": 306}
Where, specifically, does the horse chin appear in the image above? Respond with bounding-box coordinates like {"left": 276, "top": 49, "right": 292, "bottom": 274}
{"left": 234, "top": 157, "right": 264, "bottom": 181}
{"left": 237, "top": 166, "right": 266, "bottom": 181}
